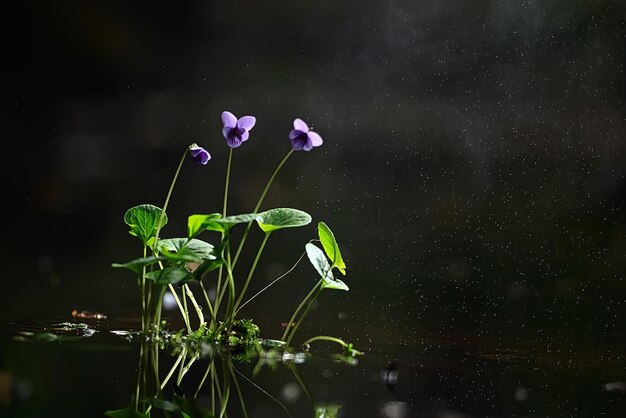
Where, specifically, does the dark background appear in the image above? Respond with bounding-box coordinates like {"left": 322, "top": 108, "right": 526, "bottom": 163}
{"left": 1, "top": 0, "right": 625, "bottom": 348}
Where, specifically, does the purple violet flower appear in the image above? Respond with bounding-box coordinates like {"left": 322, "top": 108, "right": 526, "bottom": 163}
{"left": 188, "top": 144, "right": 211, "bottom": 165}
{"left": 221, "top": 111, "right": 256, "bottom": 148}
{"left": 289, "top": 118, "right": 323, "bottom": 151}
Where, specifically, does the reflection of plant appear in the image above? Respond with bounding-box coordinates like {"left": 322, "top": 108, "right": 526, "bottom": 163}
{"left": 110, "top": 112, "right": 361, "bottom": 416}
{"left": 106, "top": 337, "right": 342, "bottom": 418}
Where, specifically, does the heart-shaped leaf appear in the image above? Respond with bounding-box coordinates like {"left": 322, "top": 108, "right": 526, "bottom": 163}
{"left": 256, "top": 208, "right": 311, "bottom": 233}
{"left": 145, "top": 266, "right": 189, "bottom": 285}
{"left": 105, "top": 404, "right": 150, "bottom": 418}
{"left": 124, "top": 204, "right": 168, "bottom": 245}
{"left": 188, "top": 213, "right": 221, "bottom": 237}
{"left": 188, "top": 213, "right": 258, "bottom": 235}
{"left": 318, "top": 222, "right": 346, "bottom": 275}
{"left": 157, "top": 238, "right": 215, "bottom": 262}
{"left": 305, "top": 243, "right": 348, "bottom": 291}
{"left": 111, "top": 255, "right": 165, "bottom": 274}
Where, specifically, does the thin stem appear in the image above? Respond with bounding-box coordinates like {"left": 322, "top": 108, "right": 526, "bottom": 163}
{"left": 154, "top": 147, "right": 189, "bottom": 251}
{"left": 154, "top": 286, "right": 166, "bottom": 335}
{"left": 281, "top": 280, "right": 323, "bottom": 342}
{"left": 134, "top": 340, "right": 145, "bottom": 411}
{"left": 199, "top": 280, "right": 216, "bottom": 322}
{"left": 194, "top": 360, "right": 213, "bottom": 399}
{"left": 233, "top": 366, "right": 292, "bottom": 418}
{"left": 301, "top": 335, "right": 350, "bottom": 348}
{"left": 140, "top": 245, "right": 147, "bottom": 334}
{"left": 235, "top": 250, "right": 307, "bottom": 315}
{"left": 214, "top": 240, "right": 233, "bottom": 320}
{"left": 287, "top": 363, "right": 314, "bottom": 404}
{"left": 184, "top": 283, "right": 205, "bottom": 326}
{"left": 219, "top": 361, "right": 231, "bottom": 418}
{"left": 232, "top": 149, "right": 294, "bottom": 269}
{"left": 223, "top": 148, "right": 233, "bottom": 217}
{"left": 214, "top": 148, "right": 233, "bottom": 326}
{"left": 232, "top": 233, "right": 270, "bottom": 316}
{"left": 228, "top": 362, "right": 249, "bottom": 418}
{"left": 168, "top": 284, "right": 191, "bottom": 332}
{"left": 160, "top": 351, "right": 185, "bottom": 390}
{"left": 178, "top": 353, "right": 199, "bottom": 385}
{"left": 286, "top": 284, "right": 324, "bottom": 346}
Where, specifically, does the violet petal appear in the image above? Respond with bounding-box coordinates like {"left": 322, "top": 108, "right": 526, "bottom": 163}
{"left": 237, "top": 116, "right": 256, "bottom": 131}
{"left": 289, "top": 129, "right": 304, "bottom": 141}
{"left": 307, "top": 131, "right": 323, "bottom": 147}
{"left": 302, "top": 137, "right": 314, "bottom": 151}
{"left": 221, "top": 111, "right": 237, "bottom": 128}
{"left": 293, "top": 118, "right": 309, "bottom": 132}
{"left": 227, "top": 136, "right": 242, "bottom": 148}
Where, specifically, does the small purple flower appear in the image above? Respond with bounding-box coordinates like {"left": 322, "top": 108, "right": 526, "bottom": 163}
{"left": 221, "top": 111, "right": 256, "bottom": 148}
{"left": 188, "top": 143, "right": 211, "bottom": 165}
{"left": 289, "top": 118, "right": 323, "bottom": 151}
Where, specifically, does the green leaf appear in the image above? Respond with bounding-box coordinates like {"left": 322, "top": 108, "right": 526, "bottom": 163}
{"left": 188, "top": 213, "right": 221, "bottom": 237}
{"left": 318, "top": 222, "right": 346, "bottom": 275}
{"left": 174, "top": 394, "right": 216, "bottom": 418}
{"left": 124, "top": 204, "right": 168, "bottom": 245}
{"left": 305, "top": 243, "right": 348, "bottom": 291}
{"left": 256, "top": 208, "right": 312, "bottom": 233}
{"left": 189, "top": 213, "right": 258, "bottom": 235}
{"left": 158, "top": 238, "right": 216, "bottom": 262}
{"left": 145, "top": 266, "right": 189, "bottom": 285}
{"left": 150, "top": 398, "right": 179, "bottom": 412}
{"left": 105, "top": 404, "right": 150, "bottom": 418}
{"left": 112, "top": 256, "right": 165, "bottom": 274}
{"left": 315, "top": 404, "right": 341, "bottom": 418}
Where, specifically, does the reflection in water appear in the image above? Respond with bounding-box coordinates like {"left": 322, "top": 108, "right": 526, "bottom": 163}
{"left": 105, "top": 336, "right": 344, "bottom": 418}
{"left": 4, "top": 317, "right": 626, "bottom": 417}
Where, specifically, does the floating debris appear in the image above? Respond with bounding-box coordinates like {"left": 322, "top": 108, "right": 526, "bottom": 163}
{"left": 71, "top": 310, "right": 108, "bottom": 319}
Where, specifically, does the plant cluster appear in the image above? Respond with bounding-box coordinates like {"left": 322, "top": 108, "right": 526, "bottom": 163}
{"left": 112, "top": 112, "right": 360, "bottom": 357}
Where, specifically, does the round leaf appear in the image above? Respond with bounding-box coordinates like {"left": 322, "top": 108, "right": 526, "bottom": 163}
{"left": 145, "top": 266, "right": 189, "bottom": 285}
{"left": 188, "top": 213, "right": 221, "bottom": 237}
{"left": 256, "top": 208, "right": 312, "bottom": 233}
{"left": 124, "top": 204, "right": 168, "bottom": 245}
{"left": 188, "top": 213, "right": 258, "bottom": 235}
{"left": 158, "top": 238, "right": 216, "bottom": 262}
{"left": 111, "top": 255, "right": 165, "bottom": 274}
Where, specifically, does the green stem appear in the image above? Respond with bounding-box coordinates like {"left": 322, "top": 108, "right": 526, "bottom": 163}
{"left": 214, "top": 148, "right": 233, "bottom": 326}
{"left": 141, "top": 245, "right": 147, "bottom": 334}
{"left": 232, "top": 366, "right": 292, "bottom": 418}
{"left": 215, "top": 243, "right": 235, "bottom": 316}
{"left": 301, "top": 335, "right": 350, "bottom": 348}
{"left": 199, "top": 280, "right": 216, "bottom": 323}
{"left": 231, "top": 233, "right": 270, "bottom": 317}
{"left": 184, "top": 283, "right": 205, "bottom": 326}
{"left": 223, "top": 148, "right": 233, "bottom": 218}
{"left": 195, "top": 360, "right": 213, "bottom": 399}
{"left": 287, "top": 363, "right": 314, "bottom": 404}
{"left": 154, "top": 147, "right": 189, "bottom": 251}
{"left": 168, "top": 284, "right": 191, "bottom": 332}
{"left": 286, "top": 284, "right": 323, "bottom": 346}
{"left": 235, "top": 249, "right": 306, "bottom": 315}
{"left": 228, "top": 362, "right": 248, "bottom": 418}
{"left": 219, "top": 361, "right": 231, "bottom": 418}
{"left": 154, "top": 286, "right": 166, "bottom": 335}
{"left": 160, "top": 350, "right": 185, "bottom": 391}
{"left": 178, "top": 353, "right": 199, "bottom": 385}
{"left": 281, "top": 280, "right": 323, "bottom": 342}
{"left": 232, "top": 149, "right": 294, "bottom": 269}
{"left": 181, "top": 286, "right": 190, "bottom": 329}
